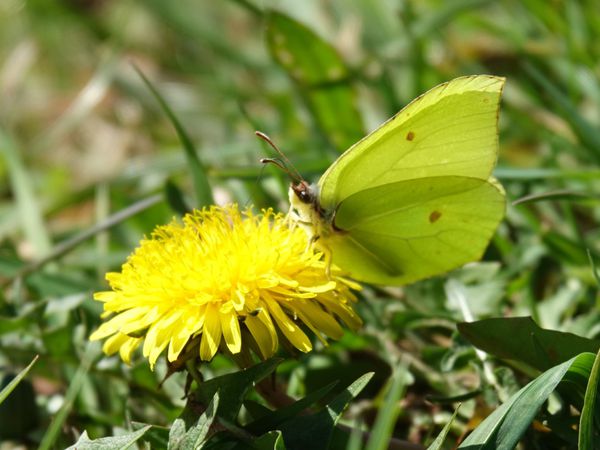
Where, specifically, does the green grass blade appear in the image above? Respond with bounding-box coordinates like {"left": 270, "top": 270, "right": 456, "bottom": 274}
{"left": 512, "top": 189, "right": 600, "bottom": 206}
{"left": 345, "top": 420, "right": 364, "bottom": 450}
{"left": 0, "top": 355, "right": 38, "bottom": 405}
{"left": 427, "top": 405, "right": 460, "bottom": 450}
{"left": 266, "top": 11, "right": 364, "bottom": 152}
{"left": 579, "top": 349, "right": 600, "bottom": 449}
{"left": 38, "top": 343, "right": 99, "bottom": 450}
{"left": 0, "top": 131, "right": 52, "bottom": 258}
{"left": 365, "top": 363, "right": 408, "bottom": 450}
{"left": 588, "top": 250, "right": 600, "bottom": 287}
{"left": 495, "top": 167, "right": 600, "bottom": 181}
{"left": 2, "top": 194, "right": 162, "bottom": 287}
{"left": 524, "top": 62, "right": 600, "bottom": 163}
{"left": 134, "top": 65, "right": 214, "bottom": 207}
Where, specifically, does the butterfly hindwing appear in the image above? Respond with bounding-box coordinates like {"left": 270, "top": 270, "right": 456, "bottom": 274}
{"left": 326, "top": 176, "right": 505, "bottom": 285}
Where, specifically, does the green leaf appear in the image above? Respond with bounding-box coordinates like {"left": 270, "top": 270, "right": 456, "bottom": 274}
{"left": 459, "top": 353, "right": 595, "bottom": 449}
{"left": 0, "top": 314, "right": 32, "bottom": 336}
{"left": 254, "top": 431, "right": 287, "bottom": 450}
{"left": 266, "top": 11, "right": 363, "bottom": 151}
{"left": 542, "top": 231, "right": 594, "bottom": 265}
{"left": 365, "top": 365, "right": 409, "bottom": 450}
{"left": 65, "top": 426, "right": 151, "bottom": 450}
{"left": 277, "top": 372, "right": 373, "bottom": 450}
{"left": 457, "top": 316, "right": 600, "bottom": 371}
{"left": 165, "top": 179, "right": 192, "bottom": 215}
{"left": 0, "top": 356, "right": 39, "bottom": 439}
{"left": 242, "top": 399, "right": 273, "bottom": 422}
{"left": 135, "top": 423, "right": 170, "bottom": 449}
{"left": 579, "top": 349, "right": 600, "bottom": 449}
{"left": 196, "top": 431, "right": 241, "bottom": 450}
{"left": 193, "top": 358, "right": 281, "bottom": 423}
{"left": 245, "top": 381, "right": 338, "bottom": 435}
{"left": 426, "top": 405, "right": 460, "bottom": 450}
{"left": 0, "top": 355, "right": 38, "bottom": 405}
{"left": 134, "top": 65, "right": 214, "bottom": 207}
{"left": 169, "top": 392, "right": 219, "bottom": 450}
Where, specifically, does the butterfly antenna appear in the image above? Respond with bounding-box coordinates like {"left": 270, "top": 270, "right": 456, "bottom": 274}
{"left": 255, "top": 131, "right": 303, "bottom": 183}
{"left": 260, "top": 157, "right": 287, "bottom": 172}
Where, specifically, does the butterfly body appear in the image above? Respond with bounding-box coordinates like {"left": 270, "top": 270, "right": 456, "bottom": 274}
{"left": 289, "top": 75, "right": 506, "bottom": 286}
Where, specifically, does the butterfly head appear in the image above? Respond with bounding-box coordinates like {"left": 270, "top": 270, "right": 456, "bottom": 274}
{"left": 289, "top": 180, "right": 322, "bottom": 224}
{"left": 291, "top": 180, "right": 316, "bottom": 204}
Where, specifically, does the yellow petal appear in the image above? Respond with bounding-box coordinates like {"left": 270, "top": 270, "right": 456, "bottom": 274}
{"left": 270, "top": 287, "right": 316, "bottom": 298}
{"left": 200, "top": 304, "right": 222, "bottom": 360}
{"left": 299, "top": 281, "right": 337, "bottom": 293}
{"left": 265, "top": 297, "right": 311, "bottom": 353}
{"left": 318, "top": 296, "right": 362, "bottom": 330}
{"left": 294, "top": 300, "right": 343, "bottom": 340}
{"left": 168, "top": 310, "right": 203, "bottom": 361}
{"left": 144, "top": 325, "right": 172, "bottom": 368}
{"left": 244, "top": 314, "right": 277, "bottom": 359}
{"left": 120, "top": 336, "right": 143, "bottom": 364}
{"left": 103, "top": 333, "right": 129, "bottom": 355}
{"left": 93, "top": 291, "right": 116, "bottom": 302}
{"left": 221, "top": 310, "right": 242, "bottom": 354}
{"left": 90, "top": 307, "right": 147, "bottom": 340}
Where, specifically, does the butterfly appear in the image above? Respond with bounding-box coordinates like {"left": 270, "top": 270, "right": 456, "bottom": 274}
{"left": 282, "top": 75, "right": 506, "bottom": 285}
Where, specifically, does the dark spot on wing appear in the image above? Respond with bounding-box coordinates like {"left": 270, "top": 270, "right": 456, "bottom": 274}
{"left": 406, "top": 131, "right": 415, "bottom": 141}
{"left": 429, "top": 210, "right": 442, "bottom": 223}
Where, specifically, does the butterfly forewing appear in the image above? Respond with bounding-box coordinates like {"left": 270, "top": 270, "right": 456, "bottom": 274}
{"left": 318, "top": 75, "right": 505, "bottom": 211}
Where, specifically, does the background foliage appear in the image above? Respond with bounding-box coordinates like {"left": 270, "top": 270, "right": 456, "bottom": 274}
{"left": 0, "top": 0, "right": 599, "bottom": 449}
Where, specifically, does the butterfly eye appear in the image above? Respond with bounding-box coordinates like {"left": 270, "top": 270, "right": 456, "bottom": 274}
{"left": 292, "top": 182, "right": 314, "bottom": 204}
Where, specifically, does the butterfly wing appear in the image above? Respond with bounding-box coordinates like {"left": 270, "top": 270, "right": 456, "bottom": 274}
{"left": 318, "top": 75, "right": 505, "bottom": 211}
{"left": 324, "top": 176, "right": 505, "bottom": 285}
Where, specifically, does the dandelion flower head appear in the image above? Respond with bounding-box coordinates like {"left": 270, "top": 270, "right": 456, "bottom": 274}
{"left": 90, "top": 204, "right": 362, "bottom": 369}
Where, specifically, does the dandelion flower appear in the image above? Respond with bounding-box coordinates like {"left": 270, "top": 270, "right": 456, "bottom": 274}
{"left": 90, "top": 205, "right": 362, "bottom": 369}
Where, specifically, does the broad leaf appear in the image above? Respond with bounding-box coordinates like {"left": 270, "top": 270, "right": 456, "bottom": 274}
{"left": 579, "top": 349, "right": 600, "bottom": 449}
{"left": 193, "top": 358, "right": 281, "bottom": 423}
{"left": 169, "top": 392, "right": 219, "bottom": 450}
{"left": 254, "top": 431, "right": 287, "bottom": 450}
{"left": 277, "top": 372, "right": 373, "bottom": 450}
{"left": 458, "top": 316, "right": 600, "bottom": 370}
{"left": 245, "top": 381, "right": 338, "bottom": 435}
{"left": 66, "top": 426, "right": 151, "bottom": 450}
{"left": 459, "top": 352, "right": 595, "bottom": 449}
